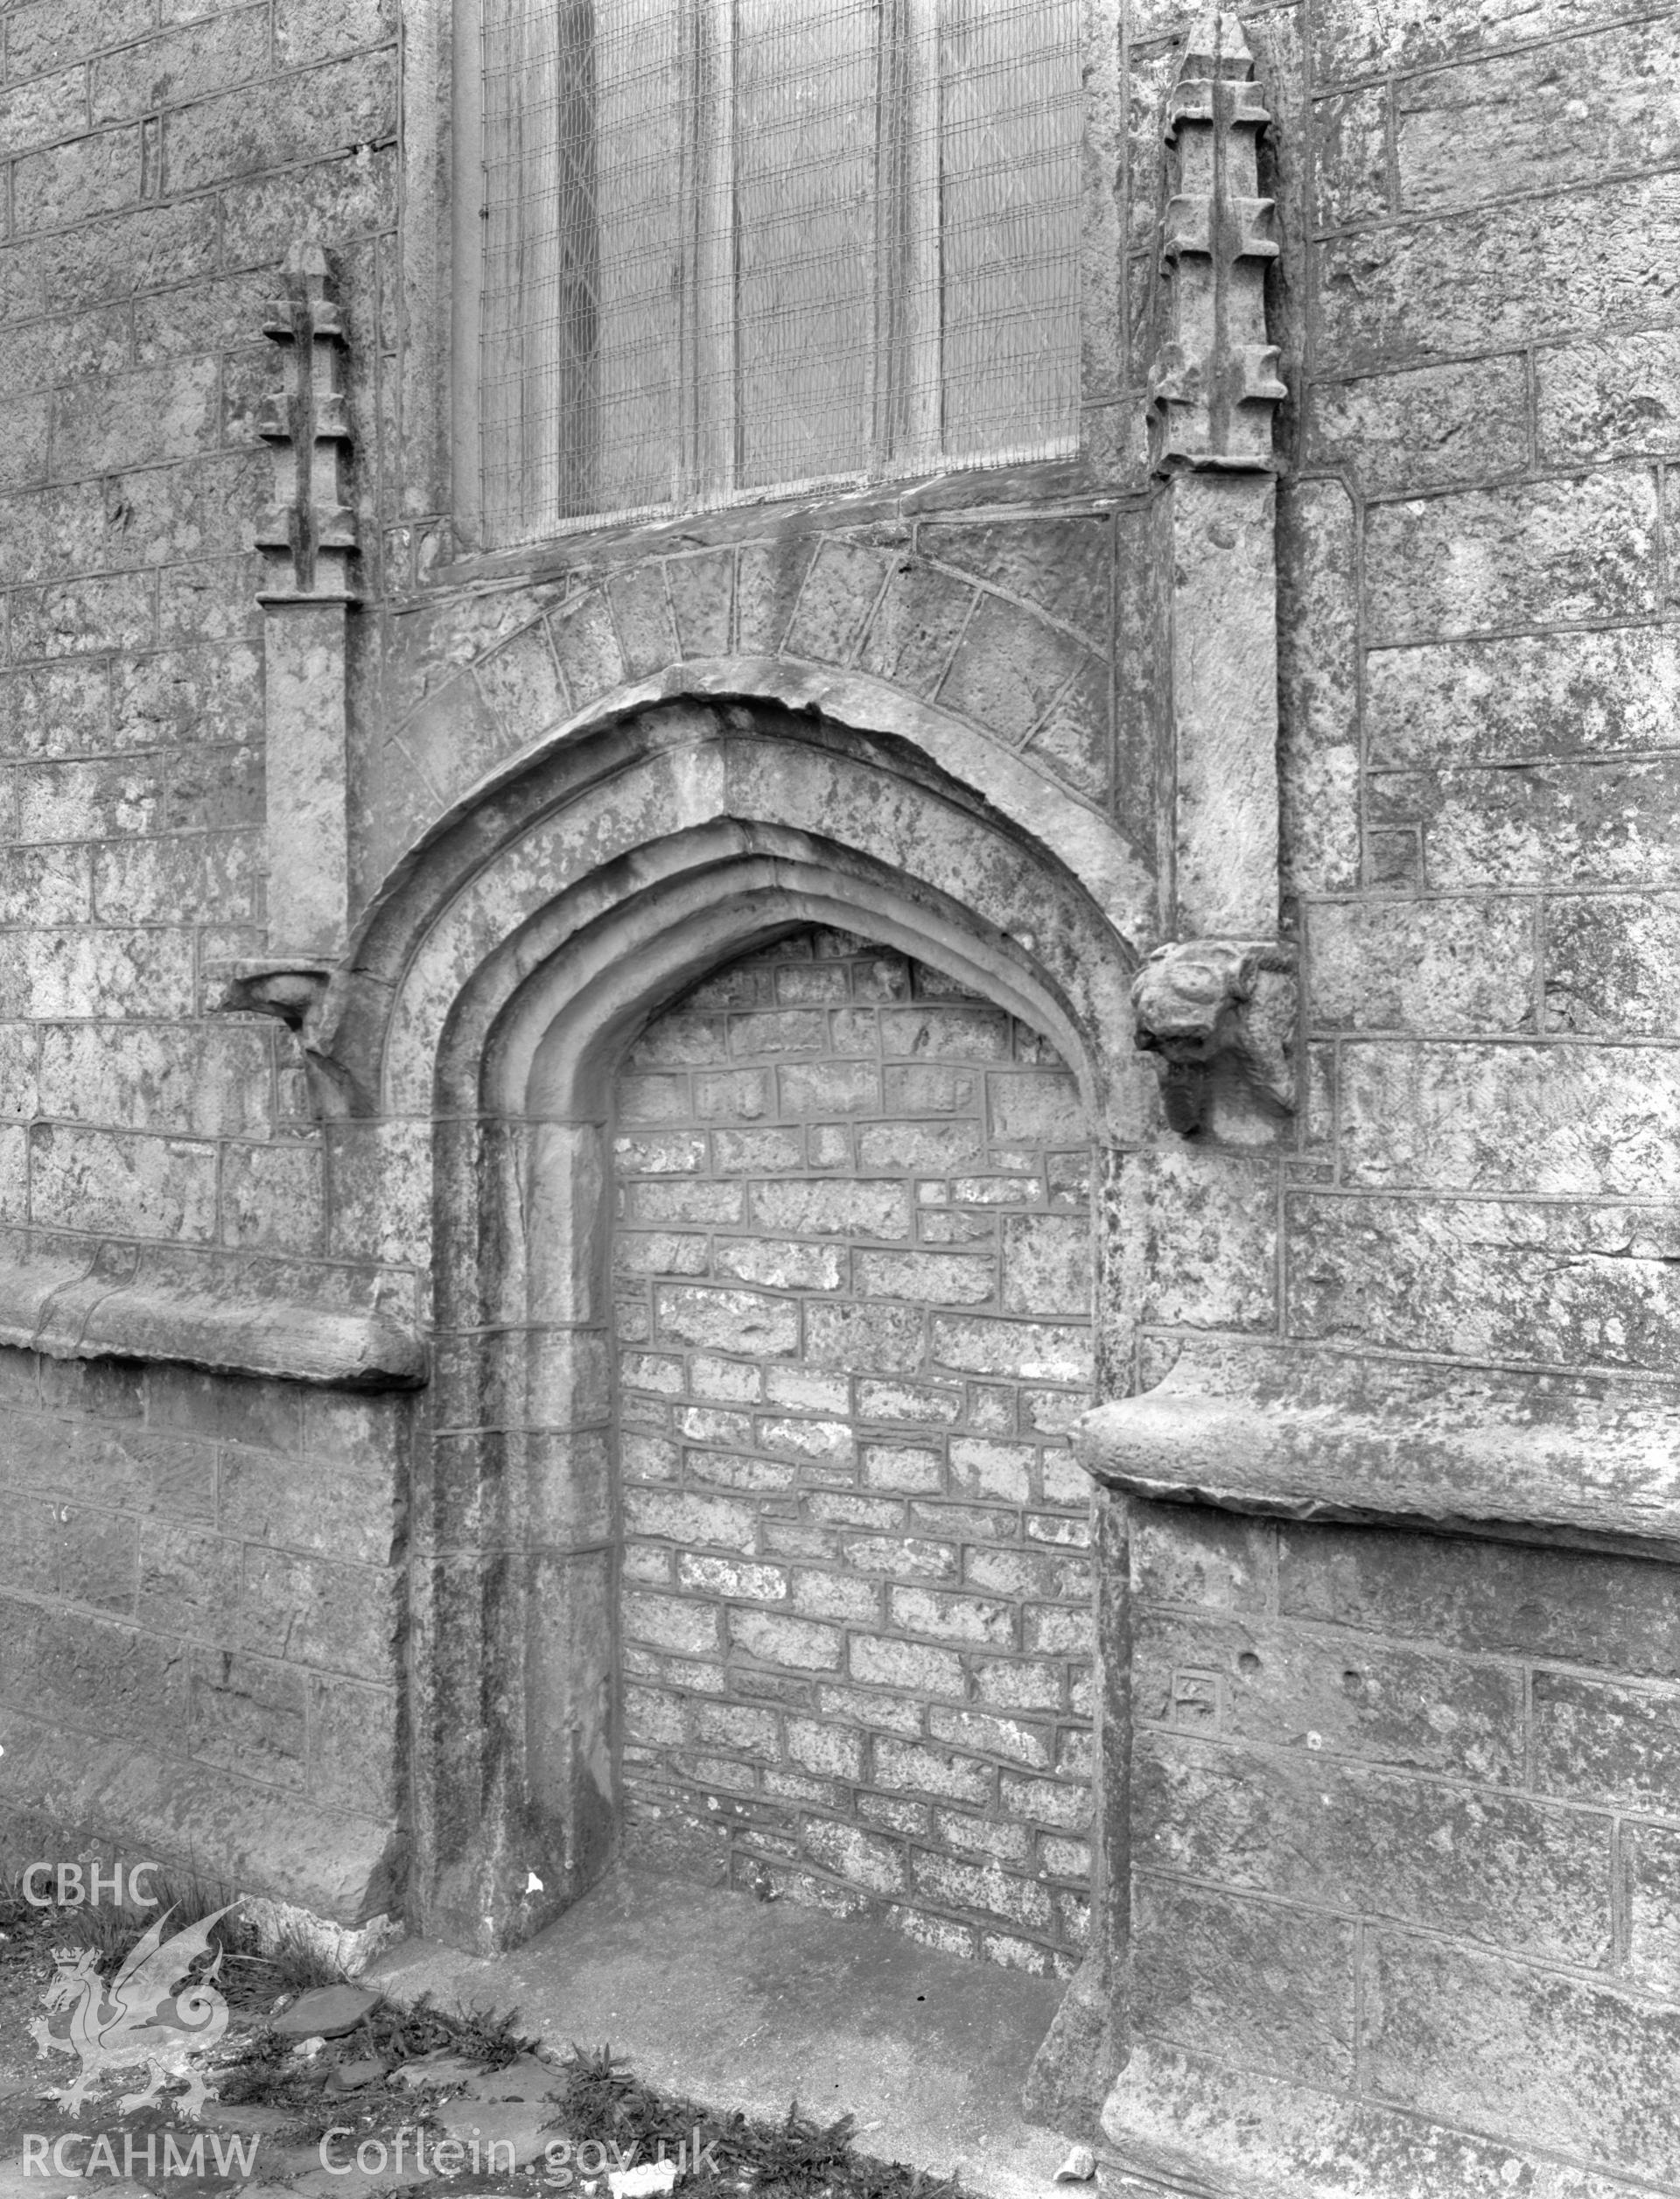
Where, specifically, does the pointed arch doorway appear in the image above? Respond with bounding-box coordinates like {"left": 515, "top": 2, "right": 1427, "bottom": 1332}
{"left": 362, "top": 700, "right": 1149, "bottom": 1953}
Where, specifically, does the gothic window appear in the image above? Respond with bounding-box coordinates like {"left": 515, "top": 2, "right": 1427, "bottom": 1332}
{"left": 473, "top": 0, "right": 1082, "bottom": 546}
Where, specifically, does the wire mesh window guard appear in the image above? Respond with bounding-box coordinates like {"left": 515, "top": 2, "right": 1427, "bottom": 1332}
{"left": 479, "top": 0, "right": 1082, "bottom": 547}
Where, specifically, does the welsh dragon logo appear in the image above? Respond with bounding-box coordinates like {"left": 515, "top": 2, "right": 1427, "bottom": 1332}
{"left": 30, "top": 1905, "right": 236, "bottom": 2119}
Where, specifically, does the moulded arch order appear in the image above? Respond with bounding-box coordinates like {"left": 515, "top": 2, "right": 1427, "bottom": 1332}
{"left": 375, "top": 644, "right": 1156, "bottom": 967}
{"left": 494, "top": 658, "right": 1158, "bottom": 953}
{"left": 348, "top": 702, "right": 1152, "bottom": 1136}
{"left": 372, "top": 696, "right": 1152, "bottom": 1950}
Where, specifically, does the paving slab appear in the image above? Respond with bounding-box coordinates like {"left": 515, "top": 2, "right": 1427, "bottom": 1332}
{"left": 366, "top": 1869, "right": 1149, "bottom": 2199}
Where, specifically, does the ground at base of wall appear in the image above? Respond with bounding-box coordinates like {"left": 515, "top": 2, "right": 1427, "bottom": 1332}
{"left": 365, "top": 1866, "right": 1116, "bottom": 2199}
{"left": 0, "top": 1871, "right": 1155, "bottom": 2199}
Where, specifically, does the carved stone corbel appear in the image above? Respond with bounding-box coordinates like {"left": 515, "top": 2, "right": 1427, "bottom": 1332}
{"left": 219, "top": 964, "right": 326, "bottom": 1021}
{"left": 1130, "top": 937, "right": 1296, "bottom": 1134}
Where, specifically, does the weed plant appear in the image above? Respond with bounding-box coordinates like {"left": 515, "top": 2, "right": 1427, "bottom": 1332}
{"left": 549, "top": 2046, "right": 974, "bottom": 2199}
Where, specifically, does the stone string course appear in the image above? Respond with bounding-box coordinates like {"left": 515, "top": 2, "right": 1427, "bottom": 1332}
{"left": 611, "top": 931, "right": 1095, "bottom": 1976}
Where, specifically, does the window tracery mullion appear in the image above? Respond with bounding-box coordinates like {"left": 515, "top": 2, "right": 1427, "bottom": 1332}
{"left": 681, "top": 0, "right": 738, "bottom": 506}
{"left": 904, "top": 0, "right": 942, "bottom": 473}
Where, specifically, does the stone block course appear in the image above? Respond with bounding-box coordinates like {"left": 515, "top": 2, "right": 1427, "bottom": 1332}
{"left": 1277, "top": 477, "right": 1360, "bottom": 900}
{"left": 0, "top": 1596, "right": 184, "bottom": 1731}
{"left": 219, "top": 1139, "right": 326, "bottom": 1253}
{"left": 1278, "top": 1522, "right": 1680, "bottom": 1681}
{"left": 0, "top": 69, "right": 89, "bottom": 160}
{"left": 1305, "top": 898, "right": 1536, "bottom": 1033}
{"left": 1544, "top": 893, "right": 1680, "bottom": 1036}
{"left": 8, "top": 572, "right": 158, "bottom": 662}
{"left": 88, "top": 5, "right": 272, "bottom": 125}
{"left": 216, "top": 143, "right": 395, "bottom": 263}
{"left": 1335, "top": 1040, "right": 1680, "bottom": 1195}
{"left": 1285, "top": 1191, "right": 1680, "bottom": 1371}
{"left": 1129, "top": 1494, "right": 1680, "bottom": 2177}
{"left": 273, "top": 0, "right": 396, "bottom": 67}
{"left": 1306, "top": 354, "right": 1529, "bottom": 495}
{"left": 1130, "top": 1877, "right": 1357, "bottom": 2090}
{"left": 0, "top": 928, "right": 196, "bottom": 1019}
{"left": 12, "top": 126, "right": 146, "bottom": 235}
{"left": 1363, "top": 1931, "right": 1680, "bottom": 2182}
{"left": 95, "top": 831, "right": 260, "bottom": 925}
{"left": 0, "top": 393, "right": 51, "bottom": 497}
{"left": 910, "top": 1850, "right": 1052, "bottom": 1929}
{"left": 1136, "top": 1732, "right": 1614, "bottom": 1968}
{"left": 0, "top": 847, "right": 91, "bottom": 927}
{"left": 1311, "top": 86, "right": 1390, "bottom": 228}
{"left": 4, "top": 0, "right": 157, "bottom": 80}
{"left": 1371, "top": 754, "right": 1680, "bottom": 892}
{"left": 1392, "top": 18, "right": 1680, "bottom": 216}
{"left": 1133, "top": 1605, "right": 1523, "bottom": 1782}
{"left": 30, "top": 1121, "right": 220, "bottom": 1239}
{"left": 0, "top": 457, "right": 265, "bottom": 586}
{"left": 1531, "top": 1671, "right": 1680, "bottom": 1813}
{"left": 0, "top": 1355, "right": 404, "bottom": 1887}
{"left": 1624, "top": 1823, "right": 1680, "bottom": 1994}
{"left": 1316, "top": 176, "right": 1680, "bottom": 375}
{"left": 0, "top": 202, "right": 220, "bottom": 328}
{"left": 1536, "top": 330, "right": 1680, "bottom": 465}
{"left": 1107, "top": 1146, "right": 1278, "bottom": 1333}
{"left": 52, "top": 1502, "right": 138, "bottom": 1611}
{"left": 163, "top": 53, "right": 396, "bottom": 195}
{"left": 1363, "top": 473, "right": 1662, "bottom": 645}
{"left": 0, "top": 311, "right": 131, "bottom": 403}
{"left": 187, "top": 1645, "right": 308, "bottom": 1786}
{"left": 1312, "top": 0, "right": 1610, "bottom": 81}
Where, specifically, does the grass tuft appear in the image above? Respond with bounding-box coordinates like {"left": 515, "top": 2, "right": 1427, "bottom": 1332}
{"left": 547, "top": 2045, "right": 974, "bottom": 2199}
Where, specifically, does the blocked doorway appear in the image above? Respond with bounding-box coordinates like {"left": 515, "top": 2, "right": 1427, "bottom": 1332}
{"left": 608, "top": 925, "right": 1096, "bottom": 1976}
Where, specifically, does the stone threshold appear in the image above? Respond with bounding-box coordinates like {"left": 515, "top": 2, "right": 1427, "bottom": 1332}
{"left": 0, "top": 1248, "right": 425, "bottom": 1390}
{"left": 1074, "top": 1340, "right": 1680, "bottom": 1561}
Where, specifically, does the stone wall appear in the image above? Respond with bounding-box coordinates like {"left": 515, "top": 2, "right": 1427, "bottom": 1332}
{"left": 612, "top": 928, "right": 1096, "bottom": 1975}
{"left": 0, "top": 1347, "right": 402, "bottom": 1919}
{"left": 0, "top": 0, "right": 396, "bottom": 1259}
{"left": 2, "top": 0, "right": 1676, "bottom": 2167}
{"left": 1092, "top": 0, "right": 1680, "bottom": 2186}
{"left": 1121, "top": 1502, "right": 1680, "bottom": 2185}
{"left": 0, "top": 0, "right": 405, "bottom": 1910}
